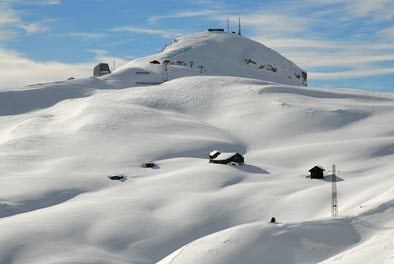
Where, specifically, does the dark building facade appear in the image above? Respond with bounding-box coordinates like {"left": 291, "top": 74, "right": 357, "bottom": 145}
{"left": 94, "top": 63, "right": 111, "bottom": 77}
{"left": 149, "top": 60, "right": 161, "bottom": 64}
{"left": 309, "top": 166, "right": 325, "bottom": 179}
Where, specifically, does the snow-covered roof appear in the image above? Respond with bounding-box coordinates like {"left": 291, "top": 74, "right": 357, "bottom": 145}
{"left": 209, "top": 150, "right": 220, "bottom": 156}
{"left": 213, "top": 152, "right": 241, "bottom": 160}
{"left": 310, "top": 165, "right": 325, "bottom": 171}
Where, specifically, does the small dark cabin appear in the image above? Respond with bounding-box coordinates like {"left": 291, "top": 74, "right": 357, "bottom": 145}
{"left": 208, "top": 28, "right": 224, "bottom": 32}
{"left": 209, "top": 152, "right": 244, "bottom": 165}
{"left": 93, "top": 63, "right": 111, "bottom": 77}
{"left": 150, "top": 60, "right": 161, "bottom": 64}
{"left": 108, "top": 174, "right": 124, "bottom": 180}
{"left": 142, "top": 162, "right": 156, "bottom": 168}
{"left": 309, "top": 166, "right": 325, "bottom": 179}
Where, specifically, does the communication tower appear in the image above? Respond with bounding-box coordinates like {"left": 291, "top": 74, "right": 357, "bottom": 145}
{"left": 331, "top": 164, "right": 339, "bottom": 217}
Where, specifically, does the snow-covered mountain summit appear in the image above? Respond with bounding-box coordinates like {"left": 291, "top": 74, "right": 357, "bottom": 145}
{"left": 105, "top": 31, "right": 307, "bottom": 87}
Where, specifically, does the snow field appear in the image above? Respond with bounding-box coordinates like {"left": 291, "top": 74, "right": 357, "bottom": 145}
{"left": 0, "top": 76, "right": 393, "bottom": 263}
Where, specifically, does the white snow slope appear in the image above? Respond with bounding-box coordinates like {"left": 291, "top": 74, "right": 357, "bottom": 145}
{"left": 0, "top": 75, "right": 393, "bottom": 264}
{"left": 1, "top": 32, "right": 394, "bottom": 264}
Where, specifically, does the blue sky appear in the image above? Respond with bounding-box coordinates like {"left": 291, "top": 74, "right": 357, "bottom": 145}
{"left": 0, "top": 0, "right": 393, "bottom": 91}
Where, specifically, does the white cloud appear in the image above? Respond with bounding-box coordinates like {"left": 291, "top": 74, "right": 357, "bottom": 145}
{"left": 298, "top": 0, "right": 394, "bottom": 22}
{"left": 148, "top": 10, "right": 221, "bottom": 23}
{"left": 56, "top": 32, "right": 106, "bottom": 39}
{"left": 9, "top": 0, "right": 61, "bottom": 6}
{"left": 238, "top": 13, "right": 311, "bottom": 36}
{"left": 0, "top": 30, "right": 17, "bottom": 42}
{"left": 377, "top": 27, "right": 394, "bottom": 40}
{"left": 20, "top": 22, "right": 49, "bottom": 33}
{"left": 100, "top": 37, "right": 139, "bottom": 48}
{"left": 0, "top": 48, "right": 128, "bottom": 89}
{"left": 290, "top": 52, "right": 394, "bottom": 69}
{"left": 346, "top": 0, "right": 394, "bottom": 21}
{"left": 0, "top": 3, "right": 20, "bottom": 42}
{"left": 310, "top": 68, "right": 394, "bottom": 80}
{"left": 43, "top": 0, "right": 61, "bottom": 5}
{"left": 0, "top": 2, "right": 54, "bottom": 37}
{"left": 262, "top": 38, "right": 394, "bottom": 51}
{"left": 253, "top": 38, "right": 341, "bottom": 49}
{"left": 111, "top": 26, "right": 182, "bottom": 38}
{"left": 0, "top": 7, "right": 20, "bottom": 26}
{"left": 260, "top": 38, "right": 394, "bottom": 69}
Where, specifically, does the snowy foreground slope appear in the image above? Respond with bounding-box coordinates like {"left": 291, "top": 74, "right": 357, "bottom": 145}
{"left": 0, "top": 76, "right": 394, "bottom": 264}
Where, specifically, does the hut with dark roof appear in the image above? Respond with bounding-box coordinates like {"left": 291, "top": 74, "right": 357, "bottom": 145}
{"left": 309, "top": 166, "right": 325, "bottom": 179}
{"left": 150, "top": 60, "right": 161, "bottom": 64}
{"left": 209, "top": 151, "right": 244, "bottom": 165}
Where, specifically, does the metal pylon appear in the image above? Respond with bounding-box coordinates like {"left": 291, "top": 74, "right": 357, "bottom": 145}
{"left": 331, "top": 164, "right": 338, "bottom": 217}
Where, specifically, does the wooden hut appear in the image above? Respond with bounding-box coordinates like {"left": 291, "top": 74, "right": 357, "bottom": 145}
{"left": 108, "top": 174, "right": 124, "bottom": 180}
{"left": 309, "top": 166, "right": 325, "bottom": 179}
{"left": 209, "top": 152, "right": 244, "bottom": 165}
{"left": 142, "top": 162, "right": 156, "bottom": 168}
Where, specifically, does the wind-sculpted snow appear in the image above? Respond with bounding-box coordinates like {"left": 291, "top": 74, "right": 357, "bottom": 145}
{"left": 0, "top": 77, "right": 111, "bottom": 116}
{"left": 0, "top": 76, "right": 394, "bottom": 263}
{"left": 0, "top": 189, "right": 81, "bottom": 218}
{"left": 157, "top": 219, "right": 362, "bottom": 264}
{"left": 260, "top": 85, "right": 394, "bottom": 101}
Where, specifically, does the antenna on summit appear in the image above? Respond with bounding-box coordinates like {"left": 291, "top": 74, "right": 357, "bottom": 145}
{"left": 227, "top": 17, "right": 230, "bottom": 32}
{"left": 238, "top": 15, "right": 242, "bottom": 36}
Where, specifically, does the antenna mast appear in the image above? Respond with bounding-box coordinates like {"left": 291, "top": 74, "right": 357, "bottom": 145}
{"left": 227, "top": 17, "right": 230, "bottom": 32}
{"left": 163, "top": 60, "right": 169, "bottom": 82}
{"left": 238, "top": 15, "right": 242, "bottom": 35}
{"left": 331, "top": 164, "right": 338, "bottom": 217}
